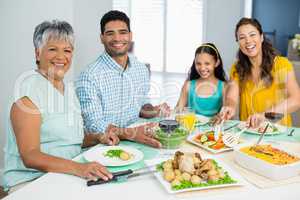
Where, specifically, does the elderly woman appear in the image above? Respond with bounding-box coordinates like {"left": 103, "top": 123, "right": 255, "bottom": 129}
{"left": 221, "top": 18, "right": 300, "bottom": 127}
{"left": 3, "top": 20, "right": 115, "bottom": 193}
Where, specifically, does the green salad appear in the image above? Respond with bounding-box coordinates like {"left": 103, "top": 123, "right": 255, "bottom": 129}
{"left": 105, "top": 149, "right": 124, "bottom": 158}
{"left": 154, "top": 127, "right": 188, "bottom": 149}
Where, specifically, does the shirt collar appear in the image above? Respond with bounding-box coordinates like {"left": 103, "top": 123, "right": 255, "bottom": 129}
{"left": 102, "top": 51, "right": 132, "bottom": 72}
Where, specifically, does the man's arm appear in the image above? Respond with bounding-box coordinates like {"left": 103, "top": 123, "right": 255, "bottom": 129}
{"left": 76, "top": 72, "right": 116, "bottom": 139}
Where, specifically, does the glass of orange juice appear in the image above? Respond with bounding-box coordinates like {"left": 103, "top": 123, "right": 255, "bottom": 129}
{"left": 175, "top": 107, "right": 196, "bottom": 133}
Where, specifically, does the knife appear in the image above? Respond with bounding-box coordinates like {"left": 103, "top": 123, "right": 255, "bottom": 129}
{"left": 224, "top": 122, "right": 239, "bottom": 131}
{"left": 87, "top": 167, "right": 157, "bottom": 186}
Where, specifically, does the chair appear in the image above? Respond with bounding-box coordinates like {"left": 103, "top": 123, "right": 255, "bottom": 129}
{"left": 264, "top": 29, "right": 276, "bottom": 47}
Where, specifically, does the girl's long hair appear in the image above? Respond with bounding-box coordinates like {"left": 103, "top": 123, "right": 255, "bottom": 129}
{"left": 235, "top": 18, "right": 278, "bottom": 86}
{"left": 188, "top": 43, "right": 226, "bottom": 81}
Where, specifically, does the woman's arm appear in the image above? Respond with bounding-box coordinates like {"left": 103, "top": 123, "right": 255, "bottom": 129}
{"left": 247, "top": 69, "right": 300, "bottom": 128}
{"left": 268, "top": 69, "right": 300, "bottom": 114}
{"left": 175, "top": 80, "right": 190, "bottom": 110}
{"left": 11, "top": 97, "right": 112, "bottom": 181}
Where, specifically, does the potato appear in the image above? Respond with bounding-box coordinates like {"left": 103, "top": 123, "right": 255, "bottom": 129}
{"left": 191, "top": 175, "right": 202, "bottom": 184}
{"left": 175, "top": 174, "right": 183, "bottom": 182}
{"left": 208, "top": 174, "right": 220, "bottom": 181}
{"left": 120, "top": 152, "right": 131, "bottom": 160}
{"left": 174, "top": 169, "right": 181, "bottom": 176}
{"left": 181, "top": 172, "right": 191, "bottom": 181}
{"left": 171, "top": 179, "right": 181, "bottom": 187}
{"left": 207, "top": 169, "right": 218, "bottom": 176}
{"left": 164, "top": 170, "right": 175, "bottom": 182}
{"left": 163, "top": 161, "right": 173, "bottom": 170}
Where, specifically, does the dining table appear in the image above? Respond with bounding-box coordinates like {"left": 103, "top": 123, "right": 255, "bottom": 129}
{"left": 3, "top": 119, "right": 300, "bottom": 200}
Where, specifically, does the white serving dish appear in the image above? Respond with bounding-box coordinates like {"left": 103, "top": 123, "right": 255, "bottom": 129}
{"left": 145, "top": 156, "right": 245, "bottom": 194}
{"left": 234, "top": 142, "right": 300, "bottom": 180}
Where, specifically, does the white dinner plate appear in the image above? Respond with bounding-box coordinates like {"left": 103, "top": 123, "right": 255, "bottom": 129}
{"left": 83, "top": 146, "right": 144, "bottom": 167}
{"left": 195, "top": 114, "right": 211, "bottom": 126}
{"left": 237, "top": 122, "right": 287, "bottom": 135}
{"left": 145, "top": 156, "right": 245, "bottom": 194}
{"left": 186, "top": 132, "right": 233, "bottom": 154}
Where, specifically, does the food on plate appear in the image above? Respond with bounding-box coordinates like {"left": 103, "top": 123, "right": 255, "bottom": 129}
{"left": 257, "top": 123, "right": 278, "bottom": 133}
{"left": 157, "top": 151, "right": 237, "bottom": 190}
{"left": 239, "top": 122, "right": 281, "bottom": 134}
{"left": 104, "top": 149, "right": 131, "bottom": 161}
{"left": 193, "top": 131, "right": 226, "bottom": 150}
{"left": 154, "top": 127, "right": 188, "bottom": 149}
{"left": 240, "top": 145, "right": 300, "bottom": 165}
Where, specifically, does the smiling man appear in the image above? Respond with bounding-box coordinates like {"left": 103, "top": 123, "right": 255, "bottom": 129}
{"left": 76, "top": 10, "right": 169, "bottom": 148}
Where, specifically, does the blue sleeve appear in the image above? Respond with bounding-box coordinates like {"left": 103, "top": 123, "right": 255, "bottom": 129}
{"left": 140, "top": 67, "right": 151, "bottom": 106}
{"left": 75, "top": 72, "right": 110, "bottom": 134}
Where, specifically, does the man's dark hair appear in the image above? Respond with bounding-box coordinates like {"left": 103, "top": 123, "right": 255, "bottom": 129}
{"left": 100, "top": 10, "right": 130, "bottom": 34}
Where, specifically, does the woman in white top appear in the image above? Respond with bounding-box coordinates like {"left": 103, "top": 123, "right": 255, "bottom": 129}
{"left": 3, "top": 20, "right": 116, "bottom": 193}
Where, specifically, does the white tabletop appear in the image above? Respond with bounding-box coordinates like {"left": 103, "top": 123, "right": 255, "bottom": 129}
{"left": 4, "top": 142, "right": 300, "bottom": 200}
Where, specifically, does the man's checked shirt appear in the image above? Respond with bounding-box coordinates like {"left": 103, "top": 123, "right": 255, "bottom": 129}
{"left": 76, "top": 52, "right": 150, "bottom": 133}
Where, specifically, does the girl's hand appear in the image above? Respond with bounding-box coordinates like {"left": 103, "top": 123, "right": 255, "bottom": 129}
{"left": 75, "top": 162, "right": 113, "bottom": 181}
{"left": 213, "top": 106, "right": 235, "bottom": 124}
{"left": 246, "top": 113, "right": 266, "bottom": 128}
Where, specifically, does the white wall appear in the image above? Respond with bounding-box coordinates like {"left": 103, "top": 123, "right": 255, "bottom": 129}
{"left": 0, "top": 0, "right": 111, "bottom": 185}
{"left": 73, "top": 0, "right": 112, "bottom": 77}
{"left": 205, "top": 0, "right": 245, "bottom": 74}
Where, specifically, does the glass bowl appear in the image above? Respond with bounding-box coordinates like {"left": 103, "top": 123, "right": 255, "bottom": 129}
{"left": 154, "top": 126, "right": 188, "bottom": 149}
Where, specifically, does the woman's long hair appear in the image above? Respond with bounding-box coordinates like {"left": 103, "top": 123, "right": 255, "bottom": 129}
{"left": 235, "top": 18, "right": 278, "bottom": 87}
{"left": 188, "top": 43, "right": 226, "bottom": 81}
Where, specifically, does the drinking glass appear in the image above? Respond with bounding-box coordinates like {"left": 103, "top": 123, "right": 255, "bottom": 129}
{"left": 175, "top": 107, "right": 196, "bottom": 133}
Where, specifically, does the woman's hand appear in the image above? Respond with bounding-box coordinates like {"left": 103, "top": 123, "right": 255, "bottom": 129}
{"left": 247, "top": 113, "right": 265, "bottom": 128}
{"left": 75, "top": 162, "right": 113, "bottom": 181}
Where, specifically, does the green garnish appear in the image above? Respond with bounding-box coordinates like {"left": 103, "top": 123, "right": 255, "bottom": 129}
{"left": 105, "top": 149, "right": 124, "bottom": 158}
{"left": 156, "top": 162, "right": 164, "bottom": 171}
{"left": 157, "top": 160, "right": 237, "bottom": 190}
{"left": 172, "top": 172, "right": 237, "bottom": 190}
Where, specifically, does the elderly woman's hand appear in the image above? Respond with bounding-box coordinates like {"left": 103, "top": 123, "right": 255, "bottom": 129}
{"left": 246, "top": 113, "right": 266, "bottom": 128}
{"left": 75, "top": 162, "right": 113, "bottom": 181}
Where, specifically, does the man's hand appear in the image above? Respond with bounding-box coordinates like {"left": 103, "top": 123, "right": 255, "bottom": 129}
{"left": 140, "top": 103, "right": 170, "bottom": 118}
{"left": 99, "top": 125, "right": 120, "bottom": 145}
{"left": 120, "top": 123, "right": 161, "bottom": 148}
{"left": 154, "top": 103, "right": 171, "bottom": 117}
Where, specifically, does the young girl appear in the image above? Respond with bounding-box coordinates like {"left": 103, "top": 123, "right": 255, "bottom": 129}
{"left": 176, "top": 43, "right": 227, "bottom": 117}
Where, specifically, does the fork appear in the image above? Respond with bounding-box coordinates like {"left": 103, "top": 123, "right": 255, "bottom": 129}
{"left": 214, "top": 119, "right": 224, "bottom": 141}
{"left": 222, "top": 127, "right": 247, "bottom": 147}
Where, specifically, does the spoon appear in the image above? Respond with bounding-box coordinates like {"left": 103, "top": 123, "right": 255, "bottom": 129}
{"left": 250, "top": 123, "right": 270, "bottom": 151}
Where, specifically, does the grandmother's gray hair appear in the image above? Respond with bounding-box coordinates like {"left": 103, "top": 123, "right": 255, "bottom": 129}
{"left": 33, "top": 20, "right": 74, "bottom": 50}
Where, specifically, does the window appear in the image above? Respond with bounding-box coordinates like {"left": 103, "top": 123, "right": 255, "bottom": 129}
{"left": 113, "top": 0, "right": 205, "bottom": 73}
